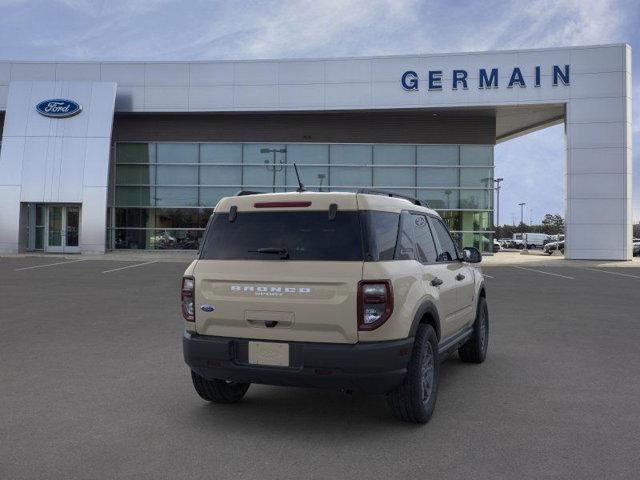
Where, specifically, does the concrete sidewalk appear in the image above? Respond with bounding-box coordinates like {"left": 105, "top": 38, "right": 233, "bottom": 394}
{"left": 483, "top": 250, "right": 640, "bottom": 268}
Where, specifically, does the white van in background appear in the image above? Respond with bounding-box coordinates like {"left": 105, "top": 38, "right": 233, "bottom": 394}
{"left": 512, "top": 233, "right": 553, "bottom": 249}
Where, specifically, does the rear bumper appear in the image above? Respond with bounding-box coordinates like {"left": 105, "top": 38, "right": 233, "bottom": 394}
{"left": 183, "top": 331, "right": 413, "bottom": 394}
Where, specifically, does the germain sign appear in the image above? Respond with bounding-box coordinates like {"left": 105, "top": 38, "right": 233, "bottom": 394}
{"left": 36, "top": 99, "right": 82, "bottom": 118}
{"left": 401, "top": 65, "right": 570, "bottom": 91}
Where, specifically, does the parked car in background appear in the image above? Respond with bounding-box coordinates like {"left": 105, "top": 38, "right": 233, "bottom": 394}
{"left": 498, "top": 238, "right": 515, "bottom": 249}
{"left": 544, "top": 240, "right": 565, "bottom": 255}
{"left": 513, "top": 233, "right": 553, "bottom": 249}
{"left": 493, "top": 239, "right": 501, "bottom": 253}
{"left": 633, "top": 238, "right": 640, "bottom": 256}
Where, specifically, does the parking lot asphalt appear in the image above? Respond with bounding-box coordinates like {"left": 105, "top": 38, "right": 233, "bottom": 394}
{"left": 1, "top": 257, "right": 640, "bottom": 479}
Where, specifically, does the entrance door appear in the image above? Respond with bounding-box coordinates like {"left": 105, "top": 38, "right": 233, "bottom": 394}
{"left": 45, "top": 205, "right": 81, "bottom": 253}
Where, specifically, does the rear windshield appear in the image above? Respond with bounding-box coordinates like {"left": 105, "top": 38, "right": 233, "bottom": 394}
{"left": 200, "top": 211, "right": 364, "bottom": 261}
{"left": 199, "top": 210, "right": 401, "bottom": 262}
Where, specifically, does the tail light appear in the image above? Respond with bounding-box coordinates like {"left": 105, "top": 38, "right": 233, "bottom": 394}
{"left": 181, "top": 276, "right": 195, "bottom": 322}
{"left": 357, "top": 280, "right": 393, "bottom": 331}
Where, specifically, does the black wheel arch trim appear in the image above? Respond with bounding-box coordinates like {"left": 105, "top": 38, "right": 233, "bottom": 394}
{"left": 409, "top": 300, "right": 441, "bottom": 341}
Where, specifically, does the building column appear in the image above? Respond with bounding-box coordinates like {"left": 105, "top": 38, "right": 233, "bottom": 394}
{"left": 564, "top": 46, "right": 632, "bottom": 260}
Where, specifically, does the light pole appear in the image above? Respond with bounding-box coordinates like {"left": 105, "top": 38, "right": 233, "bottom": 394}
{"left": 518, "top": 202, "right": 527, "bottom": 252}
{"left": 444, "top": 189, "right": 452, "bottom": 209}
{"left": 494, "top": 178, "right": 503, "bottom": 227}
{"left": 261, "top": 147, "right": 287, "bottom": 193}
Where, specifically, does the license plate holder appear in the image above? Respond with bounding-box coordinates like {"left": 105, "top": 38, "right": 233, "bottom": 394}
{"left": 248, "top": 341, "right": 290, "bottom": 367}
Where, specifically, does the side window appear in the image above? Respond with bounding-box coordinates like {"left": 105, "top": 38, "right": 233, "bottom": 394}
{"left": 395, "top": 211, "right": 415, "bottom": 260}
{"left": 412, "top": 214, "right": 438, "bottom": 263}
{"left": 430, "top": 217, "right": 459, "bottom": 262}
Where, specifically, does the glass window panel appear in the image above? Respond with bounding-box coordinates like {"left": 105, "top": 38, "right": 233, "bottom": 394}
{"left": 156, "top": 165, "right": 198, "bottom": 185}
{"left": 418, "top": 167, "right": 458, "bottom": 188}
{"left": 410, "top": 214, "right": 438, "bottom": 264}
{"left": 419, "top": 189, "right": 459, "bottom": 210}
{"left": 157, "top": 143, "right": 198, "bottom": 164}
{"left": 330, "top": 166, "right": 371, "bottom": 187}
{"left": 430, "top": 217, "right": 459, "bottom": 262}
{"left": 361, "top": 211, "right": 400, "bottom": 261}
{"left": 243, "top": 144, "right": 286, "bottom": 189}
{"left": 199, "top": 187, "right": 240, "bottom": 207}
{"left": 115, "top": 186, "right": 154, "bottom": 207}
{"left": 35, "top": 226, "right": 44, "bottom": 250}
{"left": 287, "top": 144, "right": 329, "bottom": 164}
{"left": 35, "top": 205, "right": 45, "bottom": 226}
{"left": 460, "top": 189, "right": 493, "bottom": 209}
{"left": 284, "top": 165, "right": 329, "bottom": 190}
{"left": 373, "top": 167, "right": 414, "bottom": 188}
{"left": 439, "top": 211, "right": 461, "bottom": 231}
{"left": 330, "top": 144, "right": 371, "bottom": 165}
{"left": 199, "top": 166, "right": 242, "bottom": 185}
{"left": 460, "top": 211, "right": 493, "bottom": 231}
{"left": 373, "top": 145, "right": 415, "bottom": 165}
{"left": 460, "top": 232, "right": 493, "bottom": 254}
{"left": 116, "top": 143, "right": 155, "bottom": 164}
{"left": 116, "top": 165, "right": 155, "bottom": 185}
{"left": 115, "top": 208, "right": 154, "bottom": 228}
{"left": 155, "top": 209, "right": 200, "bottom": 229}
{"left": 155, "top": 187, "right": 198, "bottom": 207}
{"left": 460, "top": 168, "right": 493, "bottom": 188}
{"left": 461, "top": 145, "right": 493, "bottom": 165}
{"left": 285, "top": 145, "right": 329, "bottom": 190}
{"left": 417, "top": 145, "right": 459, "bottom": 165}
{"left": 372, "top": 146, "right": 415, "bottom": 191}
{"left": 198, "top": 209, "right": 214, "bottom": 228}
{"left": 200, "top": 144, "right": 242, "bottom": 164}
{"left": 149, "top": 229, "right": 203, "bottom": 250}
{"left": 114, "top": 229, "right": 150, "bottom": 249}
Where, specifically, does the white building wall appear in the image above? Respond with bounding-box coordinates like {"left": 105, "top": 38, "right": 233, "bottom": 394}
{"left": 0, "top": 81, "right": 116, "bottom": 253}
{"left": 0, "top": 44, "right": 633, "bottom": 259}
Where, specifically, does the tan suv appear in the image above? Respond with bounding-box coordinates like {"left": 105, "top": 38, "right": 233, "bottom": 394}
{"left": 182, "top": 190, "right": 488, "bottom": 423}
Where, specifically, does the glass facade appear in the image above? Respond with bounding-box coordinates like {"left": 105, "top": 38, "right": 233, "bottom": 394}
{"left": 109, "top": 142, "right": 494, "bottom": 252}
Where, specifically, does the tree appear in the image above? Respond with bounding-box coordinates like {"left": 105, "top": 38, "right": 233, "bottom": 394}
{"left": 541, "top": 214, "right": 564, "bottom": 230}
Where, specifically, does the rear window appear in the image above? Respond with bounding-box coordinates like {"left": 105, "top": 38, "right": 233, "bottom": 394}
{"left": 199, "top": 211, "right": 365, "bottom": 261}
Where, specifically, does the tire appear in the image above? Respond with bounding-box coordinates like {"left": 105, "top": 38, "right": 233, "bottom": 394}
{"left": 459, "top": 296, "right": 489, "bottom": 364}
{"left": 387, "top": 324, "right": 439, "bottom": 424}
{"left": 190, "top": 370, "right": 250, "bottom": 404}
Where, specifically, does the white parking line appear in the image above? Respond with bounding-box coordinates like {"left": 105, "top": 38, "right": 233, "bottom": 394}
{"left": 102, "top": 261, "right": 157, "bottom": 274}
{"left": 580, "top": 267, "right": 640, "bottom": 279}
{"left": 512, "top": 266, "right": 575, "bottom": 280}
{"left": 482, "top": 273, "right": 494, "bottom": 279}
{"left": 15, "top": 259, "right": 86, "bottom": 271}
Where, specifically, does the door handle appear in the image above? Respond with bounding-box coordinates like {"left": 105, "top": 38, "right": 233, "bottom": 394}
{"left": 456, "top": 273, "right": 466, "bottom": 281}
{"left": 431, "top": 277, "right": 443, "bottom": 287}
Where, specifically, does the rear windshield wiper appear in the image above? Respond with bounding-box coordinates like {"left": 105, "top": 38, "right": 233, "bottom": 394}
{"left": 248, "top": 247, "right": 290, "bottom": 259}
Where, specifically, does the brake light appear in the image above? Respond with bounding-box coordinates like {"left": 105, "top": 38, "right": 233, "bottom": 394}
{"left": 181, "top": 276, "right": 195, "bottom": 322}
{"left": 254, "top": 201, "right": 312, "bottom": 208}
{"left": 357, "top": 280, "right": 393, "bottom": 331}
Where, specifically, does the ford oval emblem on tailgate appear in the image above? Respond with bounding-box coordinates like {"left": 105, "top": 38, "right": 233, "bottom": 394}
{"left": 200, "top": 305, "right": 215, "bottom": 312}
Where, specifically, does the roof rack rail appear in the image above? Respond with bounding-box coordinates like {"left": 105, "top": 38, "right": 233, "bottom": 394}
{"left": 236, "top": 190, "right": 264, "bottom": 196}
{"left": 356, "top": 188, "right": 427, "bottom": 207}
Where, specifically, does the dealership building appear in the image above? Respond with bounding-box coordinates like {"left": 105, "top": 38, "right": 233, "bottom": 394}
{"left": 0, "top": 44, "right": 633, "bottom": 259}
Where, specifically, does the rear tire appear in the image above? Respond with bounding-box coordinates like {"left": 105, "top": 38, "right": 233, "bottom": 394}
{"left": 190, "top": 370, "right": 250, "bottom": 403}
{"left": 458, "top": 297, "right": 489, "bottom": 364}
{"left": 387, "top": 324, "right": 439, "bottom": 424}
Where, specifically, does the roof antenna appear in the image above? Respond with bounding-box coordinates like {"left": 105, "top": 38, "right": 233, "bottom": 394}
{"left": 293, "top": 163, "right": 306, "bottom": 192}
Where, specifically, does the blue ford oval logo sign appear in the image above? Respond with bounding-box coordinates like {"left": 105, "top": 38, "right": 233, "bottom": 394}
{"left": 36, "top": 99, "right": 82, "bottom": 118}
{"left": 200, "top": 304, "right": 215, "bottom": 312}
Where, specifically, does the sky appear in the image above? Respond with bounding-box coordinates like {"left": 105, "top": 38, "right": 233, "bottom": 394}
{"left": 0, "top": 0, "right": 638, "bottom": 225}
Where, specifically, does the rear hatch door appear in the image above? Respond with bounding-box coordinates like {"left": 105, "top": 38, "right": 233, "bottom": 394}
{"left": 194, "top": 193, "right": 363, "bottom": 344}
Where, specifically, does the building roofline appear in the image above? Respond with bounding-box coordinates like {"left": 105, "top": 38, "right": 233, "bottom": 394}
{"left": 0, "top": 43, "right": 630, "bottom": 65}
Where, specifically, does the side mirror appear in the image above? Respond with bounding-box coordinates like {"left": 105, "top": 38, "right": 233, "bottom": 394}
{"left": 462, "top": 247, "right": 482, "bottom": 263}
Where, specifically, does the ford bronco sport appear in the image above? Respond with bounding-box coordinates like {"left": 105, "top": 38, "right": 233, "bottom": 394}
{"left": 182, "top": 190, "right": 488, "bottom": 423}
